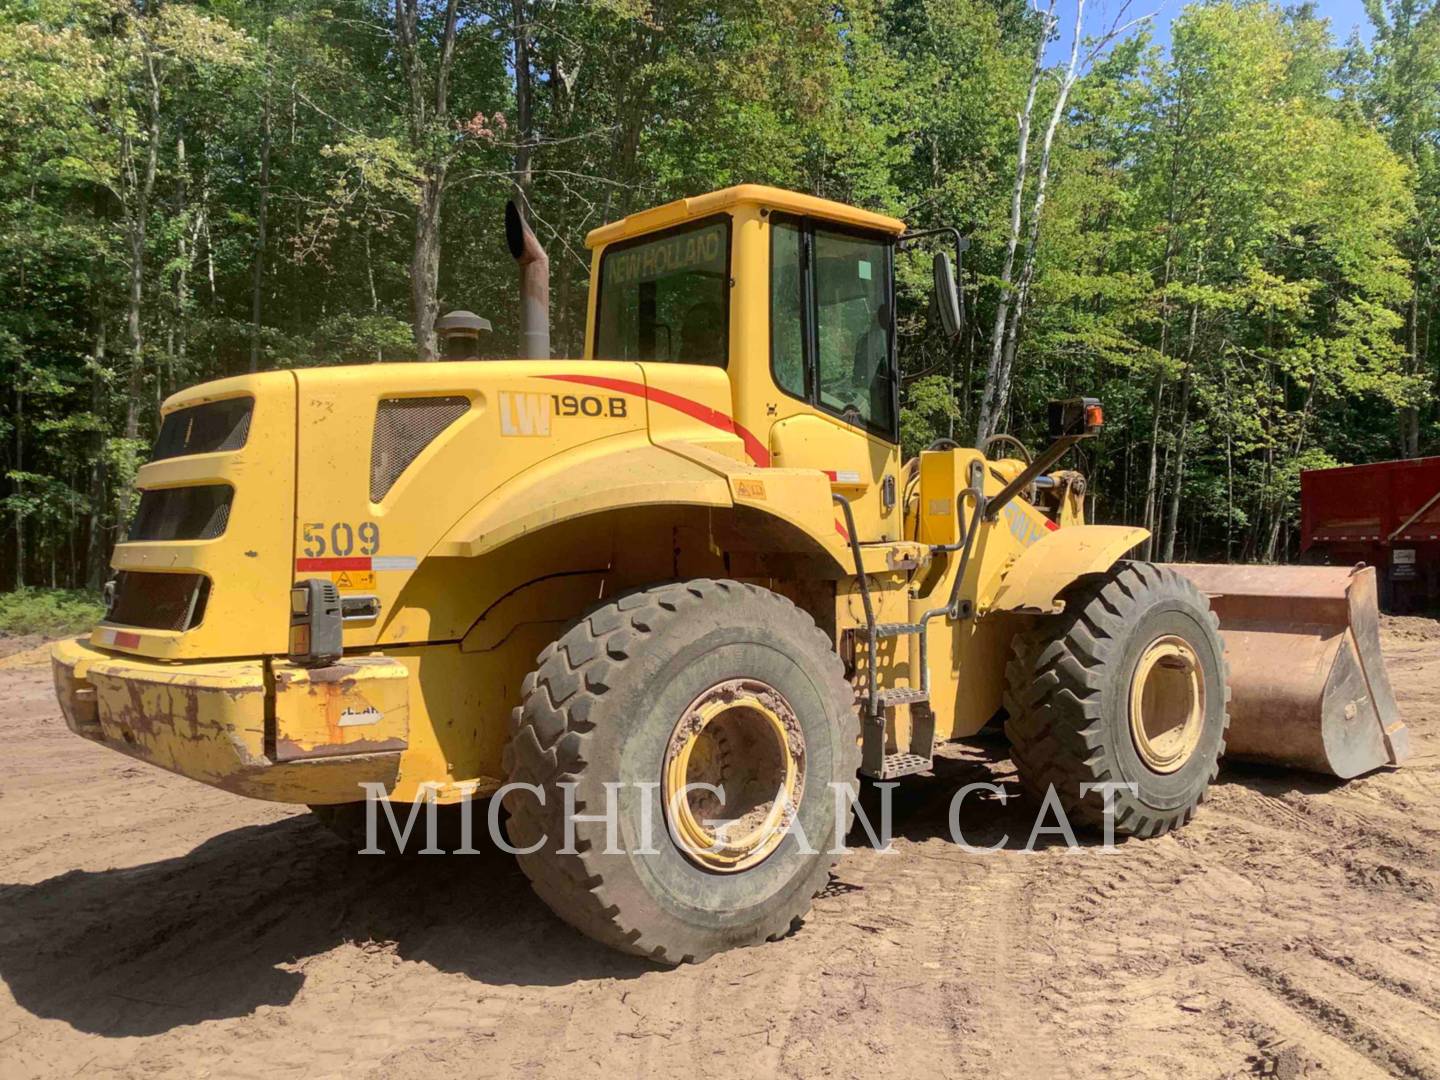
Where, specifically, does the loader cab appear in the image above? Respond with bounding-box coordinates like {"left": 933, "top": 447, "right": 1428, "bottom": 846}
{"left": 584, "top": 185, "right": 907, "bottom": 540}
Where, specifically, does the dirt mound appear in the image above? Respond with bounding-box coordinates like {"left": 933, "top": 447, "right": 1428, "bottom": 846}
{"left": 0, "top": 633, "right": 49, "bottom": 663}
{"left": 1380, "top": 612, "right": 1440, "bottom": 641}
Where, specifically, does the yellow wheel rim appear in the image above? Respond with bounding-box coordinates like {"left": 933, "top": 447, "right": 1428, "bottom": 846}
{"left": 663, "top": 678, "right": 805, "bottom": 873}
{"left": 1128, "top": 635, "right": 1206, "bottom": 774}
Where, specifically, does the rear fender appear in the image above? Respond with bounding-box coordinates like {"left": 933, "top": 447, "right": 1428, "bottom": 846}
{"left": 986, "top": 525, "right": 1149, "bottom": 614}
{"left": 435, "top": 440, "right": 733, "bottom": 558}
{"left": 436, "top": 438, "right": 848, "bottom": 573}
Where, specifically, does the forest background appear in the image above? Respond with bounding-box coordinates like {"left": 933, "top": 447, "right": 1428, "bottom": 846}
{"left": 3, "top": 0, "right": 1438, "bottom": 592}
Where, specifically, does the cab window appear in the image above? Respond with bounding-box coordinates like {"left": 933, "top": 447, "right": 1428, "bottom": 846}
{"left": 594, "top": 217, "right": 730, "bottom": 366}
{"left": 770, "top": 216, "right": 896, "bottom": 439}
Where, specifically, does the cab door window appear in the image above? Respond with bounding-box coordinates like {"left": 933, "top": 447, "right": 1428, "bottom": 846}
{"left": 770, "top": 216, "right": 896, "bottom": 439}
{"left": 771, "top": 219, "right": 808, "bottom": 398}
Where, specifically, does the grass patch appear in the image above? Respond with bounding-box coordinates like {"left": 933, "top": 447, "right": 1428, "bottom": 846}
{"left": 0, "top": 588, "right": 105, "bottom": 637}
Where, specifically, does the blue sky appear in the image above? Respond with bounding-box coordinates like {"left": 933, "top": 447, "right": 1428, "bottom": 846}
{"left": 1049, "top": 0, "right": 1378, "bottom": 62}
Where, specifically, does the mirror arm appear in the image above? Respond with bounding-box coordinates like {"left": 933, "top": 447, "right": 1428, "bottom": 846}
{"left": 897, "top": 226, "right": 971, "bottom": 330}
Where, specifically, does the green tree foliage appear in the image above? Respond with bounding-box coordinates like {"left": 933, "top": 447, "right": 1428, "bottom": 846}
{"left": 0, "top": 0, "right": 1431, "bottom": 587}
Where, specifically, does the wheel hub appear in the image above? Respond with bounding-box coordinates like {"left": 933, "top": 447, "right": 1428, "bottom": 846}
{"left": 1129, "top": 635, "right": 1206, "bottom": 774}
{"left": 663, "top": 678, "right": 805, "bottom": 873}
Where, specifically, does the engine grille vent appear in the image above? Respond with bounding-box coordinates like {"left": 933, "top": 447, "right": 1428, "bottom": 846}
{"left": 105, "top": 571, "right": 211, "bottom": 631}
{"left": 152, "top": 397, "right": 253, "bottom": 461}
{"left": 128, "top": 485, "right": 233, "bottom": 541}
{"left": 369, "top": 396, "right": 470, "bottom": 502}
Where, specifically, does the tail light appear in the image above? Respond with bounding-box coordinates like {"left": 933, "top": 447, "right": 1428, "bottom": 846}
{"left": 289, "top": 580, "right": 342, "bottom": 666}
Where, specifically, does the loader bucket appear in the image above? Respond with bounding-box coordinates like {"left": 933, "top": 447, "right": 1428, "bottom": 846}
{"left": 1166, "top": 563, "right": 1409, "bottom": 778}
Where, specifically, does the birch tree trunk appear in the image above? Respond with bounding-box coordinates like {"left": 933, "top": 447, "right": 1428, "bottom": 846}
{"left": 250, "top": 66, "right": 272, "bottom": 373}
{"left": 513, "top": 0, "right": 533, "bottom": 204}
{"left": 411, "top": 171, "right": 446, "bottom": 359}
{"left": 1161, "top": 299, "right": 1201, "bottom": 559}
{"left": 1400, "top": 273, "right": 1421, "bottom": 456}
{"left": 364, "top": 225, "right": 382, "bottom": 362}
{"left": 973, "top": 0, "right": 1146, "bottom": 443}
{"left": 973, "top": 0, "right": 1055, "bottom": 446}
{"left": 167, "top": 133, "right": 196, "bottom": 399}
{"left": 1160, "top": 371, "right": 1191, "bottom": 560}
{"left": 1140, "top": 370, "right": 1165, "bottom": 559}
{"left": 395, "top": 0, "right": 460, "bottom": 360}
{"left": 982, "top": 0, "right": 1086, "bottom": 440}
{"left": 12, "top": 357, "right": 23, "bottom": 589}
{"left": 86, "top": 285, "right": 110, "bottom": 589}
{"left": 123, "top": 49, "right": 162, "bottom": 440}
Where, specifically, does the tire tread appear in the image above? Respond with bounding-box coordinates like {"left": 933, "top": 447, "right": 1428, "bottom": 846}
{"left": 503, "top": 579, "right": 859, "bottom": 963}
{"left": 1003, "top": 561, "right": 1231, "bottom": 837}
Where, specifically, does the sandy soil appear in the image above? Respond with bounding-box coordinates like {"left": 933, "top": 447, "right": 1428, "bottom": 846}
{"left": 2, "top": 626, "right": 1438, "bottom": 1080}
{"left": 0, "top": 634, "right": 49, "bottom": 661}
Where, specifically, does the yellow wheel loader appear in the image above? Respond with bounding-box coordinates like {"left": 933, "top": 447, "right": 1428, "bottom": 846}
{"left": 51, "top": 186, "right": 1409, "bottom": 963}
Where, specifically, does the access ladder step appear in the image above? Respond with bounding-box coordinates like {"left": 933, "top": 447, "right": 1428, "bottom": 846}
{"left": 876, "top": 752, "right": 933, "bottom": 779}
{"left": 876, "top": 687, "right": 929, "bottom": 709}
{"left": 873, "top": 622, "right": 923, "bottom": 639}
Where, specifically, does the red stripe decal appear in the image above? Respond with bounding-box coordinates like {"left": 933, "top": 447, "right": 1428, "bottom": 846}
{"left": 835, "top": 519, "right": 850, "bottom": 541}
{"left": 1044, "top": 519, "right": 1060, "bottom": 532}
{"left": 115, "top": 631, "right": 141, "bottom": 648}
{"left": 540, "top": 374, "right": 772, "bottom": 467}
{"left": 822, "top": 470, "right": 838, "bottom": 481}
{"left": 296, "top": 557, "right": 372, "bottom": 571}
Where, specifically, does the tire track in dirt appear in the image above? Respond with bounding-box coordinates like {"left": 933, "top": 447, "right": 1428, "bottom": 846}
{"left": 1017, "top": 834, "right": 1246, "bottom": 1078}
{"left": 1307, "top": 938, "right": 1440, "bottom": 1015}
{"left": 2, "top": 621, "right": 1438, "bottom": 1078}
{"left": 1208, "top": 962, "right": 1396, "bottom": 1080}
{"left": 1233, "top": 952, "right": 1440, "bottom": 1079}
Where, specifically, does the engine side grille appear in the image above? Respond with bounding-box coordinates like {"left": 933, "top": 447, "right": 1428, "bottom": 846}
{"left": 105, "top": 571, "right": 211, "bottom": 631}
{"left": 152, "top": 397, "right": 253, "bottom": 461}
{"left": 128, "top": 485, "right": 233, "bottom": 541}
{"left": 369, "top": 396, "right": 470, "bottom": 502}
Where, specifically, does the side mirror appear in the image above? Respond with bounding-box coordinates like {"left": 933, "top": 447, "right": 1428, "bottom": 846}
{"left": 933, "top": 253, "right": 962, "bottom": 339}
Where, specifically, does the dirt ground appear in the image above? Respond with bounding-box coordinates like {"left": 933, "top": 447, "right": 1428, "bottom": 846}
{"left": 2, "top": 623, "right": 1438, "bottom": 1080}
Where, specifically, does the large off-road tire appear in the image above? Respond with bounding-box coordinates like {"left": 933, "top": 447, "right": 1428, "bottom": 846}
{"left": 1004, "top": 561, "right": 1231, "bottom": 838}
{"left": 503, "top": 579, "right": 860, "bottom": 964}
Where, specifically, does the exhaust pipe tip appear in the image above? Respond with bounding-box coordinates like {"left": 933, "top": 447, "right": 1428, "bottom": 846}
{"left": 504, "top": 200, "right": 532, "bottom": 262}
{"left": 435, "top": 309, "right": 492, "bottom": 360}
{"left": 506, "top": 200, "right": 551, "bottom": 360}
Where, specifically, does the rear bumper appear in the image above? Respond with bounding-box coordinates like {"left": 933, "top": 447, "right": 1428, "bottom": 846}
{"left": 51, "top": 637, "right": 409, "bottom": 804}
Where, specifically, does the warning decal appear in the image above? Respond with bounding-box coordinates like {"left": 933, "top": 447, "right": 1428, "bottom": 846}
{"left": 331, "top": 569, "right": 377, "bottom": 590}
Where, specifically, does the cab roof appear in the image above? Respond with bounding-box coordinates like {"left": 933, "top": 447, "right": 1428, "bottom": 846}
{"left": 584, "top": 184, "right": 907, "bottom": 249}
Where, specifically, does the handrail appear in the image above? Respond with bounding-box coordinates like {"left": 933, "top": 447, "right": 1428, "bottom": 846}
{"left": 831, "top": 493, "right": 878, "bottom": 721}
{"left": 834, "top": 458, "right": 986, "bottom": 721}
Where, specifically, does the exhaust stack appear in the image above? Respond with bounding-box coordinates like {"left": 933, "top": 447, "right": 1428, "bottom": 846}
{"left": 505, "top": 200, "right": 550, "bottom": 359}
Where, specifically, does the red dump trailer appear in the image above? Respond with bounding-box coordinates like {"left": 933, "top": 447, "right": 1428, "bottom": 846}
{"left": 1301, "top": 455, "right": 1440, "bottom": 612}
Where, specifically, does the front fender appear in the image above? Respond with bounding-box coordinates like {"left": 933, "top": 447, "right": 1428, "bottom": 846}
{"left": 986, "top": 525, "right": 1149, "bottom": 614}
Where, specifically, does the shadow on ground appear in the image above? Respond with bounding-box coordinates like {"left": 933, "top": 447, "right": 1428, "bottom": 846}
{"left": 0, "top": 735, "right": 1345, "bottom": 1039}
{"left": 1215, "top": 759, "right": 1347, "bottom": 798}
{"left": 0, "top": 814, "right": 653, "bottom": 1038}
{"left": 850, "top": 733, "right": 1127, "bottom": 854}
